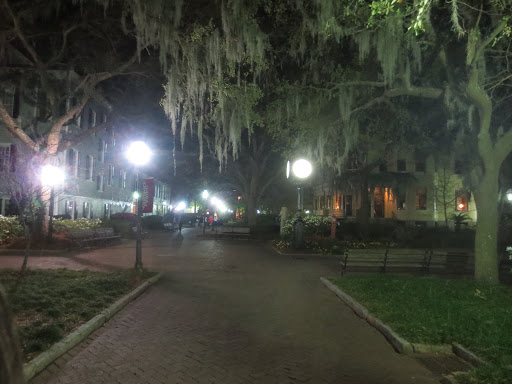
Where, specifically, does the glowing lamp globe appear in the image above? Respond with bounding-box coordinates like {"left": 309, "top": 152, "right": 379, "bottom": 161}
{"left": 458, "top": 203, "right": 465, "bottom": 209}
{"left": 126, "top": 141, "right": 152, "bottom": 166}
{"left": 202, "top": 190, "right": 209, "bottom": 199}
{"left": 292, "top": 159, "right": 312, "bottom": 179}
{"left": 41, "top": 165, "right": 65, "bottom": 186}
{"left": 133, "top": 191, "right": 140, "bottom": 199}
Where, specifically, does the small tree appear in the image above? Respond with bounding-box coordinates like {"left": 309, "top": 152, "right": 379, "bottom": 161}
{"left": 434, "top": 165, "right": 460, "bottom": 227}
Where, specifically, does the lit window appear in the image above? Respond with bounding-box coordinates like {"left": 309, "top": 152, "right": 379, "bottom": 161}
{"left": 415, "top": 187, "right": 427, "bottom": 210}
{"left": 455, "top": 190, "right": 469, "bottom": 211}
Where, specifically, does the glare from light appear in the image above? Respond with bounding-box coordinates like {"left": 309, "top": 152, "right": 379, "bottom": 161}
{"left": 41, "top": 165, "right": 65, "bottom": 186}
{"left": 292, "top": 159, "right": 312, "bottom": 179}
{"left": 458, "top": 203, "right": 465, "bottom": 209}
{"left": 305, "top": 210, "right": 310, "bottom": 214}
{"left": 126, "top": 141, "right": 152, "bottom": 166}
{"left": 257, "top": 210, "right": 261, "bottom": 214}
{"left": 176, "top": 201, "right": 186, "bottom": 211}
{"left": 133, "top": 191, "right": 140, "bottom": 199}
{"left": 202, "top": 190, "right": 209, "bottom": 199}
{"left": 163, "top": 201, "right": 167, "bottom": 205}
{"left": 507, "top": 190, "right": 512, "bottom": 201}
{"left": 286, "top": 161, "right": 290, "bottom": 179}
{"left": 210, "top": 197, "right": 227, "bottom": 212}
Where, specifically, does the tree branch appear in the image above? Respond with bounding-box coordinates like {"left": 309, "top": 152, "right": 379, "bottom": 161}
{"left": 58, "top": 119, "right": 115, "bottom": 153}
{"left": 3, "top": 0, "right": 43, "bottom": 66}
{"left": 0, "top": 98, "right": 40, "bottom": 152}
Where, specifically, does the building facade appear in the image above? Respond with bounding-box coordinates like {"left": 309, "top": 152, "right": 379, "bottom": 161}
{"left": 312, "top": 150, "right": 477, "bottom": 228}
{"left": 0, "top": 84, "right": 171, "bottom": 219}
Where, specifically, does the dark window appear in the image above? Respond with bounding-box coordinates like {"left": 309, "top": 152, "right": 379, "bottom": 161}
{"left": 344, "top": 195, "right": 353, "bottom": 216}
{"left": 454, "top": 160, "right": 464, "bottom": 175}
{"left": 96, "top": 174, "right": 103, "bottom": 191}
{"left": 415, "top": 187, "right": 427, "bottom": 210}
{"left": 67, "top": 149, "right": 76, "bottom": 167}
{"left": 89, "top": 109, "right": 95, "bottom": 128}
{"left": 396, "top": 189, "right": 406, "bottom": 210}
{"left": 455, "top": 190, "right": 469, "bottom": 211}
{"left": 397, "top": 159, "right": 406, "bottom": 172}
{"left": 415, "top": 160, "right": 426, "bottom": 173}
{"left": 379, "top": 162, "right": 387, "bottom": 172}
{"left": 83, "top": 202, "right": 89, "bottom": 218}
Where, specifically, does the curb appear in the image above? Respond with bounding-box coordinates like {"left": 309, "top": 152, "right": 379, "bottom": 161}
{"left": 270, "top": 245, "right": 339, "bottom": 260}
{"left": 23, "top": 271, "right": 164, "bottom": 381}
{"left": 320, "top": 277, "right": 485, "bottom": 366}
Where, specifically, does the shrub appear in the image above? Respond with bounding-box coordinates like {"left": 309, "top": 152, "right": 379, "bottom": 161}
{"left": 110, "top": 212, "right": 137, "bottom": 222}
{"left": 0, "top": 215, "right": 24, "bottom": 243}
{"left": 101, "top": 219, "right": 134, "bottom": 238}
{"left": 141, "top": 215, "right": 163, "bottom": 230}
{"left": 52, "top": 218, "right": 102, "bottom": 233}
{"left": 281, "top": 214, "right": 335, "bottom": 238}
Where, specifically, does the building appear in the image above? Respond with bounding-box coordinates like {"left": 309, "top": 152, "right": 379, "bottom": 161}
{"left": 312, "top": 149, "right": 477, "bottom": 228}
{"left": 0, "top": 83, "right": 171, "bottom": 219}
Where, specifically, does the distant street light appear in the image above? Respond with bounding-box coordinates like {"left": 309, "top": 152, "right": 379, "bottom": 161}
{"left": 126, "top": 141, "right": 152, "bottom": 270}
{"left": 202, "top": 189, "right": 209, "bottom": 199}
{"left": 507, "top": 189, "right": 512, "bottom": 202}
{"left": 41, "top": 165, "right": 65, "bottom": 242}
{"left": 289, "top": 159, "right": 313, "bottom": 249}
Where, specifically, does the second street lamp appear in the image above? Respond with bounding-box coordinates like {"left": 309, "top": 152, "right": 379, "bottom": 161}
{"left": 287, "top": 159, "right": 312, "bottom": 249}
{"left": 126, "top": 141, "right": 152, "bottom": 270}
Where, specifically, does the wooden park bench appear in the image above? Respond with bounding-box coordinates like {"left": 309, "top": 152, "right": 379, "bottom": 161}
{"left": 214, "top": 226, "right": 251, "bottom": 240}
{"left": 340, "top": 248, "right": 474, "bottom": 276}
{"left": 67, "top": 227, "right": 121, "bottom": 248}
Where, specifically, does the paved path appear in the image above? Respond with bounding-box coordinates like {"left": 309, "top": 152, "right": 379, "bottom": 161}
{"left": 18, "top": 229, "right": 441, "bottom": 383}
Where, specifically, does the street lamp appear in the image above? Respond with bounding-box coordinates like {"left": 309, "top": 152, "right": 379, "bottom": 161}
{"left": 288, "top": 159, "right": 312, "bottom": 249}
{"left": 41, "top": 165, "right": 65, "bottom": 242}
{"left": 126, "top": 141, "right": 152, "bottom": 270}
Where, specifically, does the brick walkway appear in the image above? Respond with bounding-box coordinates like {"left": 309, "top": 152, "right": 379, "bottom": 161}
{"left": 5, "top": 229, "right": 441, "bottom": 383}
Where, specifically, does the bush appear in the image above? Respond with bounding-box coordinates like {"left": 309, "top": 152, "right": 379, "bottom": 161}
{"left": 0, "top": 215, "right": 24, "bottom": 243}
{"left": 281, "top": 214, "right": 335, "bottom": 239}
{"left": 141, "top": 215, "right": 163, "bottom": 230}
{"left": 52, "top": 218, "right": 102, "bottom": 234}
{"left": 102, "top": 219, "right": 134, "bottom": 238}
{"left": 110, "top": 212, "right": 137, "bottom": 222}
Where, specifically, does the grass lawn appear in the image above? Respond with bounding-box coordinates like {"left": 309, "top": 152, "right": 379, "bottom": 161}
{"left": 0, "top": 268, "right": 155, "bottom": 361}
{"left": 330, "top": 275, "right": 512, "bottom": 384}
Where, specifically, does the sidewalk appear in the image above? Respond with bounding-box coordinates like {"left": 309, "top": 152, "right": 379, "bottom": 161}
{"left": 3, "top": 228, "right": 443, "bottom": 383}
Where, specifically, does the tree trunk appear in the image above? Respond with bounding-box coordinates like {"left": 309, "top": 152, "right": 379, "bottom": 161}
{"left": 473, "top": 170, "right": 500, "bottom": 283}
{"left": 246, "top": 196, "right": 257, "bottom": 227}
{"left": 0, "top": 285, "right": 24, "bottom": 384}
{"left": 358, "top": 174, "right": 370, "bottom": 239}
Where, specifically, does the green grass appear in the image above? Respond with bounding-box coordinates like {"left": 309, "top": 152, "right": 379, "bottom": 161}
{"left": 0, "top": 268, "right": 155, "bottom": 361}
{"left": 330, "top": 275, "right": 512, "bottom": 384}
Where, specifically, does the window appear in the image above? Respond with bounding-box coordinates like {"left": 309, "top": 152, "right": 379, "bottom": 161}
{"left": 96, "top": 174, "right": 104, "bottom": 192}
{"left": 455, "top": 190, "right": 469, "bottom": 211}
{"left": 85, "top": 156, "right": 95, "bottom": 180}
{"left": 65, "top": 200, "right": 76, "bottom": 219}
{"left": 379, "top": 162, "right": 387, "bottom": 172}
{"left": 83, "top": 202, "right": 90, "bottom": 218}
{"left": 122, "top": 171, "right": 126, "bottom": 189}
{"left": 108, "top": 165, "right": 114, "bottom": 186}
{"left": 415, "top": 187, "right": 427, "bottom": 210}
{"left": 67, "top": 149, "right": 79, "bottom": 177}
{"left": 2, "top": 85, "right": 19, "bottom": 118}
{"left": 415, "top": 160, "right": 426, "bottom": 173}
{"left": 76, "top": 152, "right": 81, "bottom": 178}
{"left": 104, "top": 203, "right": 110, "bottom": 218}
{"left": 397, "top": 159, "right": 406, "bottom": 172}
{"left": 98, "top": 140, "right": 106, "bottom": 162}
{"left": 454, "top": 160, "right": 464, "bottom": 175}
{"left": 0, "top": 146, "right": 12, "bottom": 172}
{"left": 395, "top": 189, "right": 406, "bottom": 210}
{"left": 89, "top": 109, "right": 96, "bottom": 128}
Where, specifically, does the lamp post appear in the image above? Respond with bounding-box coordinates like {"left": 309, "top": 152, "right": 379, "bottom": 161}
{"left": 126, "top": 141, "right": 152, "bottom": 270}
{"left": 41, "top": 165, "right": 65, "bottom": 243}
{"left": 202, "top": 190, "right": 209, "bottom": 234}
{"left": 288, "top": 159, "right": 312, "bottom": 249}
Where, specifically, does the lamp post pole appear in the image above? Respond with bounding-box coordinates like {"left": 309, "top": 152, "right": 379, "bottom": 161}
{"left": 135, "top": 173, "right": 143, "bottom": 270}
{"left": 126, "top": 141, "right": 152, "bottom": 271}
{"left": 287, "top": 159, "right": 312, "bottom": 250}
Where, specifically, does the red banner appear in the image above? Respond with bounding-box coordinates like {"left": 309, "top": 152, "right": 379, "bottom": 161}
{"left": 142, "top": 178, "right": 155, "bottom": 213}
